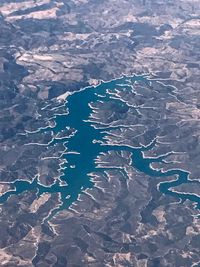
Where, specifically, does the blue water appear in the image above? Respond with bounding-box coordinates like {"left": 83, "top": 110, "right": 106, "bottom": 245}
{"left": 1, "top": 74, "right": 200, "bottom": 221}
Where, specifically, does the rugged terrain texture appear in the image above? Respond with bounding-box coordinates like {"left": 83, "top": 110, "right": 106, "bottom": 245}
{"left": 0, "top": 0, "right": 200, "bottom": 266}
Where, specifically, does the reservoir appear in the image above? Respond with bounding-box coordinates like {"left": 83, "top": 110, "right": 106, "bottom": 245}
{"left": 0, "top": 74, "right": 200, "bottom": 220}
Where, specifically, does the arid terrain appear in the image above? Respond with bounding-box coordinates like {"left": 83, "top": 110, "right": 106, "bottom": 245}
{"left": 0, "top": 0, "right": 200, "bottom": 266}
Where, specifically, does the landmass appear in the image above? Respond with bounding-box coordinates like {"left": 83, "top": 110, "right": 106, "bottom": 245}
{"left": 0, "top": 0, "right": 200, "bottom": 266}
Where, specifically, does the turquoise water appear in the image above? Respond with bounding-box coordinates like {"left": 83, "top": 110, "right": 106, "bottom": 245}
{"left": 1, "top": 74, "right": 200, "bottom": 220}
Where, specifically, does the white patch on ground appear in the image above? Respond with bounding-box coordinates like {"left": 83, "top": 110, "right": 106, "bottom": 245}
{"left": 57, "top": 91, "right": 72, "bottom": 101}
{"left": 30, "top": 193, "right": 51, "bottom": 213}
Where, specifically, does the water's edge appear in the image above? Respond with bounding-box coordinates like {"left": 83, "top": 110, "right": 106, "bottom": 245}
{"left": 1, "top": 74, "right": 199, "bottom": 222}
